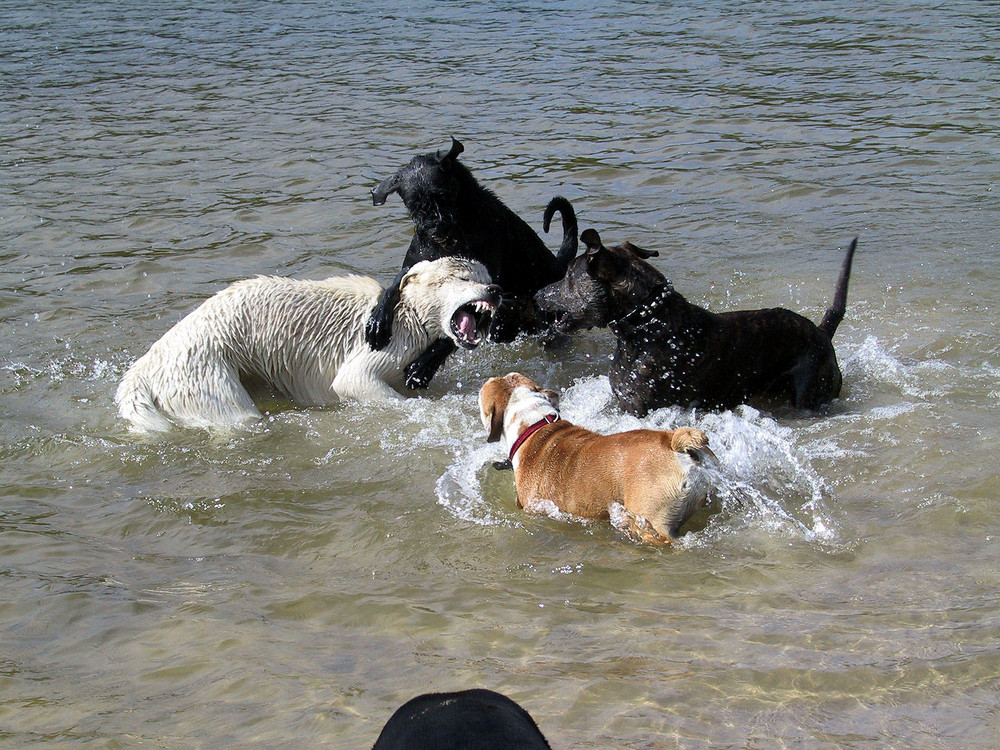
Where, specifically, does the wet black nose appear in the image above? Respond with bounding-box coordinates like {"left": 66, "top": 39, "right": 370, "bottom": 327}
{"left": 486, "top": 284, "right": 503, "bottom": 304}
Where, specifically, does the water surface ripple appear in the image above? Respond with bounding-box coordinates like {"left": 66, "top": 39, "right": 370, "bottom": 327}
{"left": 2, "top": 1, "right": 999, "bottom": 747}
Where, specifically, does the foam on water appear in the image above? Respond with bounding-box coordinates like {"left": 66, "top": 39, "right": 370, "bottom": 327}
{"left": 841, "top": 335, "right": 917, "bottom": 394}
{"left": 3, "top": 354, "right": 125, "bottom": 387}
{"left": 435, "top": 441, "right": 513, "bottom": 528}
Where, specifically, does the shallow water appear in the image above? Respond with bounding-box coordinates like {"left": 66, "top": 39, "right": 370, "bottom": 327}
{"left": 2, "top": 1, "right": 999, "bottom": 747}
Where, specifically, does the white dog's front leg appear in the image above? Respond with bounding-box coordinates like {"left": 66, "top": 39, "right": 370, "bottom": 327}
{"left": 332, "top": 356, "right": 405, "bottom": 403}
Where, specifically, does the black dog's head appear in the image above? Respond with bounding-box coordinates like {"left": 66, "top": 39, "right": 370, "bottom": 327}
{"left": 371, "top": 138, "right": 472, "bottom": 219}
{"left": 534, "top": 228, "right": 664, "bottom": 332}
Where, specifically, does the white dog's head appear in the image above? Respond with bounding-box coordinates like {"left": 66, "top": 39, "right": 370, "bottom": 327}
{"left": 400, "top": 258, "right": 501, "bottom": 350}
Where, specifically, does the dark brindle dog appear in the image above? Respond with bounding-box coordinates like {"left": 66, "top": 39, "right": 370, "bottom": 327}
{"left": 366, "top": 138, "right": 578, "bottom": 389}
{"left": 535, "top": 229, "right": 858, "bottom": 415}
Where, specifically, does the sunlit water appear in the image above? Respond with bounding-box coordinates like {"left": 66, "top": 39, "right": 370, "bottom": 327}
{"left": 2, "top": 1, "right": 999, "bottom": 747}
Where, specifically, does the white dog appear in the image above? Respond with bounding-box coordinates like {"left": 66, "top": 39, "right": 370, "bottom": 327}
{"left": 115, "top": 257, "right": 500, "bottom": 431}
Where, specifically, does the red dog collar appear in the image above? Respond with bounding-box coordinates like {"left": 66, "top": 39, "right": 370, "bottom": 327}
{"left": 508, "top": 414, "right": 559, "bottom": 462}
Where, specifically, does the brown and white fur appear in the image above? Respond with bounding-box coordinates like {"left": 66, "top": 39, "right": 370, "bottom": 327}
{"left": 116, "top": 257, "right": 500, "bottom": 431}
{"left": 479, "top": 372, "right": 718, "bottom": 544}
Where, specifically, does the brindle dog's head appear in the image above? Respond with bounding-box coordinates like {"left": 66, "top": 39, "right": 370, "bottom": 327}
{"left": 371, "top": 138, "right": 472, "bottom": 224}
{"left": 533, "top": 228, "right": 665, "bottom": 332}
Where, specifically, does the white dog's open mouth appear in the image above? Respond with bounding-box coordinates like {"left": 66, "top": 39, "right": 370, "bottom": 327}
{"left": 451, "top": 300, "right": 496, "bottom": 350}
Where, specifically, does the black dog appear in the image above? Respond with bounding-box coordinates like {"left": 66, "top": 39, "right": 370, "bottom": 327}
{"left": 535, "top": 229, "right": 858, "bottom": 415}
{"left": 371, "top": 689, "right": 551, "bottom": 750}
{"left": 367, "top": 139, "right": 578, "bottom": 389}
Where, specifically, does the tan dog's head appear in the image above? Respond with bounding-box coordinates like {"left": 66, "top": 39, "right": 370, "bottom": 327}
{"left": 400, "top": 258, "right": 502, "bottom": 350}
{"left": 479, "top": 372, "right": 560, "bottom": 443}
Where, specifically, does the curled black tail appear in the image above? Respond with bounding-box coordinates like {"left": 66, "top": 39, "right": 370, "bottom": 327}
{"left": 542, "top": 196, "right": 579, "bottom": 271}
{"left": 819, "top": 237, "right": 858, "bottom": 339}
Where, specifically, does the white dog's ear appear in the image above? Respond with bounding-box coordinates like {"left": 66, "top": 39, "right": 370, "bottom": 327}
{"left": 542, "top": 389, "right": 560, "bottom": 408}
{"left": 399, "top": 267, "right": 419, "bottom": 290}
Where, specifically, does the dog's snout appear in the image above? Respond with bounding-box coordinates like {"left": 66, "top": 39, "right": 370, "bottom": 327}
{"left": 533, "top": 283, "right": 559, "bottom": 309}
{"left": 371, "top": 175, "right": 399, "bottom": 206}
{"left": 486, "top": 284, "right": 502, "bottom": 301}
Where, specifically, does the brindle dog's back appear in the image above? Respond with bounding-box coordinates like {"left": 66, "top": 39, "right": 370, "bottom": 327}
{"left": 535, "top": 230, "right": 857, "bottom": 415}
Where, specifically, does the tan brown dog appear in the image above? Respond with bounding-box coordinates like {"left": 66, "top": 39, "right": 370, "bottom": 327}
{"left": 479, "top": 372, "right": 718, "bottom": 544}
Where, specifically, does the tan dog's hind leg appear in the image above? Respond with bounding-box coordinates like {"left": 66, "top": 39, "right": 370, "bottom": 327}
{"left": 621, "top": 511, "right": 673, "bottom": 546}
{"left": 625, "top": 428, "right": 715, "bottom": 542}
{"left": 627, "top": 473, "right": 690, "bottom": 542}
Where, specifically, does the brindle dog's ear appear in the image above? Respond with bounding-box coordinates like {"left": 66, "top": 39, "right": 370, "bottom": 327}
{"left": 622, "top": 241, "right": 659, "bottom": 259}
{"left": 440, "top": 137, "right": 464, "bottom": 166}
{"left": 580, "top": 228, "right": 619, "bottom": 281}
{"left": 586, "top": 245, "right": 624, "bottom": 282}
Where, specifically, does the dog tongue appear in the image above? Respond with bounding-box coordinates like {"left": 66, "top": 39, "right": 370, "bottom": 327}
{"left": 455, "top": 309, "right": 477, "bottom": 340}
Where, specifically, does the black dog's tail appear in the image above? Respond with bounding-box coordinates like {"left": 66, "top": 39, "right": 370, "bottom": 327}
{"left": 818, "top": 237, "right": 858, "bottom": 339}
{"left": 542, "top": 196, "right": 579, "bottom": 271}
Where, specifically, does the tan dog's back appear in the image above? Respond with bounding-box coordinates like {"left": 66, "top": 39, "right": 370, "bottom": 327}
{"left": 480, "top": 372, "right": 717, "bottom": 543}
{"left": 515, "top": 423, "right": 713, "bottom": 540}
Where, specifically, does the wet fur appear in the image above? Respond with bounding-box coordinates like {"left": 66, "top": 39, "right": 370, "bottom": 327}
{"left": 535, "top": 230, "right": 857, "bottom": 415}
{"left": 116, "top": 258, "right": 500, "bottom": 431}
{"left": 366, "top": 138, "right": 578, "bottom": 388}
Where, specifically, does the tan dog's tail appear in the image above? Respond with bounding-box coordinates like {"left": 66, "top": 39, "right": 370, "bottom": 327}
{"left": 670, "top": 427, "right": 717, "bottom": 465}
{"left": 670, "top": 427, "right": 708, "bottom": 453}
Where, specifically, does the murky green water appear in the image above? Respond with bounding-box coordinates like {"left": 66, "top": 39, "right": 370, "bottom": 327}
{"left": 2, "top": 1, "right": 999, "bottom": 747}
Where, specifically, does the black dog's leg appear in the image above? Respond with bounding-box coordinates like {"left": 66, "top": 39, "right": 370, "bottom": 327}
{"left": 364, "top": 266, "right": 409, "bottom": 351}
{"left": 405, "top": 338, "right": 457, "bottom": 390}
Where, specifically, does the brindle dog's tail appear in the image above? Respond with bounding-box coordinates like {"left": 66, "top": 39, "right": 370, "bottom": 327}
{"left": 818, "top": 237, "right": 858, "bottom": 339}
{"left": 542, "top": 196, "right": 579, "bottom": 271}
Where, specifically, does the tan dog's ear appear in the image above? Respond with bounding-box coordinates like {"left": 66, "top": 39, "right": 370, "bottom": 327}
{"left": 485, "top": 400, "right": 505, "bottom": 443}
{"left": 479, "top": 377, "right": 509, "bottom": 443}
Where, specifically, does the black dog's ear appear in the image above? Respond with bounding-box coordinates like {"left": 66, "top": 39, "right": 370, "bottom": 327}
{"left": 440, "top": 137, "right": 464, "bottom": 166}
{"left": 621, "top": 241, "right": 658, "bottom": 260}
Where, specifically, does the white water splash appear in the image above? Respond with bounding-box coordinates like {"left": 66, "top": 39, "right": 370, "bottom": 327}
{"left": 435, "top": 441, "right": 512, "bottom": 528}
